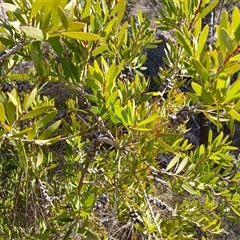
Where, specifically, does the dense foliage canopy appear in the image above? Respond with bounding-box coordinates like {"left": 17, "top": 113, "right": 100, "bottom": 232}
{"left": 0, "top": 0, "right": 240, "bottom": 239}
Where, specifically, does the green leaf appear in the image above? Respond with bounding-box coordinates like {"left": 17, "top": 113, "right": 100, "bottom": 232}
{"left": 7, "top": 92, "right": 18, "bottom": 106}
{"left": 115, "top": 0, "right": 126, "bottom": 28}
{"left": 48, "top": 37, "right": 64, "bottom": 55}
{"left": 0, "top": 2, "right": 23, "bottom": 14}
{"left": 85, "top": 78, "right": 102, "bottom": 92}
{"left": 235, "top": 98, "right": 240, "bottom": 110}
{"left": 21, "top": 106, "right": 54, "bottom": 120}
{"left": 176, "top": 156, "right": 189, "bottom": 174}
{"left": 228, "top": 216, "right": 240, "bottom": 224}
{"left": 36, "top": 149, "right": 43, "bottom": 168}
{"left": 23, "top": 88, "right": 38, "bottom": 111}
{"left": 197, "top": 0, "right": 219, "bottom": 20}
{"left": 166, "top": 153, "right": 181, "bottom": 171}
{"left": 61, "top": 31, "right": 99, "bottom": 41}
{"left": 137, "top": 114, "right": 159, "bottom": 126}
{"left": 35, "top": 111, "right": 57, "bottom": 129}
{"left": 230, "top": 206, "right": 240, "bottom": 217}
{"left": 85, "top": 193, "right": 94, "bottom": 207}
{"left": 114, "top": 105, "right": 128, "bottom": 125}
{"left": 117, "top": 21, "right": 128, "bottom": 47}
{"left": 158, "top": 138, "right": 175, "bottom": 154}
{"left": 10, "top": 128, "right": 32, "bottom": 139}
{"left": 21, "top": 26, "right": 48, "bottom": 40}
{"left": 4, "top": 102, "right": 16, "bottom": 125}
{"left": 67, "top": 22, "right": 85, "bottom": 31}
{"left": 226, "top": 63, "right": 240, "bottom": 75}
{"left": 92, "top": 44, "right": 108, "bottom": 57}
{"left": 18, "top": 140, "right": 28, "bottom": 175}
{"left": 27, "top": 122, "right": 37, "bottom": 140}
{"left": 196, "top": 25, "right": 209, "bottom": 57}
{"left": 33, "top": 234, "right": 52, "bottom": 239}
{"left": 191, "top": 58, "right": 211, "bottom": 82}
{"left": 182, "top": 183, "right": 197, "bottom": 195}
{"left": 0, "top": 103, "right": 5, "bottom": 123}
{"left": 224, "top": 106, "right": 240, "bottom": 121}
{"left": 106, "top": 92, "right": 118, "bottom": 107}
{"left": 30, "top": 1, "right": 45, "bottom": 19}
{"left": 191, "top": 82, "right": 214, "bottom": 103}
{"left": 37, "top": 120, "right": 61, "bottom": 140}
{"left": 33, "top": 136, "right": 61, "bottom": 145}
{"left": 78, "top": 228, "right": 97, "bottom": 240}
{"left": 221, "top": 28, "right": 233, "bottom": 52}
{"left": 64, "top": 0, "right": 76, "bottom": 21}
{"left": 174, "top": 29, "right": 193, "bottom": 56}
{"left": 229, "top": 54, "right": 240, "bottom": 62}
{"left": 225, "top": 78, "right": 240, "bottom": 102}
{"left": 82, "top": 0, "right": 91, "bottom": 20}
{"left": 58, "top": 6, "right": 68, "bottom": 30}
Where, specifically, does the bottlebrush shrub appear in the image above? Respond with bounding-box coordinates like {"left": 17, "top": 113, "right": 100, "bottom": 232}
{"left": 0, "top": 0, "right": 240, "bottom": 239}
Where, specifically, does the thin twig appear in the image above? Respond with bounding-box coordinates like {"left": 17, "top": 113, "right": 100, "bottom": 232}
{"left": 107, "top": 153, "right": 122, "bottom": 237}
{"left": 143, "top": 190, "right": 163, "bottom": 239}
{"left": 0, "top": 38, "right": 32, "bottom": 62}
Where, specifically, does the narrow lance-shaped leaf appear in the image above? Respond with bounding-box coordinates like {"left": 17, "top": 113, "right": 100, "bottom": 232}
{"left": 196, "top": 25, "right": 209, "bottom": 57}
{"left": 224, "top": 106, "right": 240, "bottom": 122}
{"left": 30, "top": 1, "right": 45, "bottom": 19}
{"left": 58, "top": 6, "right": 68, "bottom": 30}
{"left": 197, "top": 0, "right": 219, "bottom": 20}
{"left": 191, "top": 82, "right": 214, "bottom": 103}
{"left": 10, "top": 128, "right": 32, "bottom": 139}
{"left": 191, "top": 58, "right": 211, "bottom": 83}
{"left": 225, "top": 78, "right": 240, "bottom": 102}
{"left": 221, "top": 28, "right": 233, "bottom": 52}
{"left": 61, "top": 31, "right": 99, "bottom": 41}
{"left": 35, "top": 111, "right": 58, "bottom": 129}
{"left": 21, "top": 106, "right": 54, "bottom": 120}
{"left": 23, "top": 88, "right": 38, "bottom": 111}
{"left": 21, "top": 26, "right": 48, "bottom": 40}
{"left": 115, "top": 0, "right": 126, "bottom": 28}
{"left": 174, "top": 29, "right": 193, "bottom": 56}
{"left": 37, "top": 120, "right": 61, "bottom": 140}
{"left": 92, "top": 44, "right": 108, "bottom": 57}
{"left": 0, "top": 2, "right": 23, "bottom": 13}
{"left": 166, "top": 153, "right": 181, "bottom": 171}
{"left": 36, "top": 149, "right": 44, "bottom": 168}
{"left": 18, "top": 140, "right": 28, "bottom": 175}
{"left": 0, "top": 102, "right": 5, "bottom": 123}
{"left": 176, "top": 156, "right": 189, "bottom": 174}
{"left": 137, "top": 114, "right": 159, "bottom": 126}
{"left": 182, "top": 183, "right": 197, "bottom": 195}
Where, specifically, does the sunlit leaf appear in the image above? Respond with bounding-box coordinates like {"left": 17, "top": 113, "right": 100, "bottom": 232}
{"left": 191, "top": 82, "right": 214, "bottom": 103}
{"left": 21, "top": 26, "right": 48, "bottom": 40}
{"left": 0, "top": 103, "right": 5, "bottom": 123}
{"left": 176, "top": 156, "right": 189, "bottom": 174}
{"left": 191, "top": 58, "right": 211, "bottom": 82}
{"left": 182, "top": 183, "right": 197, "bottom": 195}
{"left": 0, "top": 2, "right": 23, "bottom": 13}
{"left": 166, "top": 154, "right": 181, "bottom": 171}
{"left": 21, "top": 106, "right": 54, "bottom": 120}
{"left": 137, "top": 114, "right": 159, "bottom": 126}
